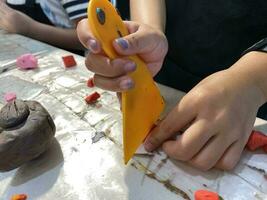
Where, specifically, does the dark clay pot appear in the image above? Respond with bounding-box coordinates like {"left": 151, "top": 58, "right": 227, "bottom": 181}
{"left": 0, "top": 100, "right": 56, "bottom": 172}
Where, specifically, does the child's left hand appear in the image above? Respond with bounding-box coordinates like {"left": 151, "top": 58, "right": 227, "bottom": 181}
{"left": 0, "top": 2, "right": 34, "bottom": 35}
{"left": 144, "top": 52, "right": 266, "bottom": 171}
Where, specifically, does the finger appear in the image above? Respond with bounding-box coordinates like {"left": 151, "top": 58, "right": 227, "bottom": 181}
{"left": 161, "top": 119, "right": 215, "bottom": 161}
{"left": 85, "top": 54, "right": 136, "bottom": 77}
{"left": 147, "top": 62, "right": 164, "bottom": 77}
{"left": 77, "top": 18, "right": 101, "bottom": 53}
{"left": 189, "top": 134, "right": 235, "bottom": 171}
{"left": 215, "top": 141, "right": 244, "bottom": 170}
{"left": 94, "top": 74, "right": 134, "bottom": 92}
{"left": 124, "top": 21, "right": 140, "bottom": 34}
{"left": 113, "top": 21, "right": 163, "bottom": 56}
{"left": 144, "top": 97, "right": 197, "bottom": 152}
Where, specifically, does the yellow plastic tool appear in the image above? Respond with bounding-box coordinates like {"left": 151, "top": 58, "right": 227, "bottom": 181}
{"left": 88, "top": 0, "right": 165, "bottom": 164}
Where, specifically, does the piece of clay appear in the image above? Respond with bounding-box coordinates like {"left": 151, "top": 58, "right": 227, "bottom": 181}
{"left": 87, "top": 78, "right": 95, "bottom": 88}
{"left": 246, "top": 130, "right": 267, "bottom": 151}
{"left": 16, "top": 54, "right": 38, "bottom": 70}
{"left": 92, "top": 131, "right": 105, "bottom": 143}
{"left": 85, "top": 92, "right": 100, "bottom": 104}
{"left": 4, "top": 92, "right": 17, "bottom": 103}
{"left": 62, "top": 55, "right": 77, "bottom": 68}
{"left": 11, "top": 194, "right": 27, "bottom": 200}
{"left": 0, "top": 100, "right": 29, "bottom": 129}
{"left": 0, "top": 100, "right": 56, "bottom": 172}
{"left": 194, "top": 190, "right": 220, "bottom": 200}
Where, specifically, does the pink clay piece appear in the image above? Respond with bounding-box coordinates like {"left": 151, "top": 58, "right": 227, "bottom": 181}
{"left": 4, "top": 92, "right": 17, "bottom": 103}
{"left": 16, "top": 54, "right": 38, "bottom": 70}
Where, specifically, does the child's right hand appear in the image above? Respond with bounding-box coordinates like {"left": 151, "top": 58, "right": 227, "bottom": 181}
{"left": 77, "top": 19, "right": 168, "bottom": 92}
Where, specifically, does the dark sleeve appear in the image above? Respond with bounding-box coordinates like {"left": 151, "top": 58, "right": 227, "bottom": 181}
{"left": 242, "top": 38, "right": 267, "bottom": 55}
{"left": 116, "top": 0, "right": 130, "bottom": 20}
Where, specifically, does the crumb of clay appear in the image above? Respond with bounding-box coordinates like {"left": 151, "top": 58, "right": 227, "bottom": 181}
{"left": 85, "top": 92, "right": 101, "bottom": 104}
{"left": 62, "top": 55, "right": 77, "bottom": 68}
{"left": 92, "top": 131, "right": 105, "bottom": 143}
{"left": 11, "top": 194, "right": 27, "bottom": 200}
{"left": 71, "top": 147, "right": 78, "bottom": 152}
{"left": 4, "top": 92, "right": 17, "bottom": 103}
{"left": 87, "top": 78, "right": 95, "bottom": 88}
{"left": 16, "top": 54, "right": 38, "bottom": 70}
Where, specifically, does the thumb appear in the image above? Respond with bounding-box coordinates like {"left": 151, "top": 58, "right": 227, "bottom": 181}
{"left": 113, "top": 25, "right": 159, "bottom": 56}
{"left": 77, "top": 18, "right": 101, "bottom": 53}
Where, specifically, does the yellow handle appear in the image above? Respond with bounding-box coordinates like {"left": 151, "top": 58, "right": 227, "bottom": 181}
{"left": 88, "top": 0, "right": 165, "bottom": 164}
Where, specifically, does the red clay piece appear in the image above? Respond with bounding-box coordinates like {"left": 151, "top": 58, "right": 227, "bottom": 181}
{"left": 62, "top": 55, "right": 77, "bottom": 68}
{"left": 85, "top": 92, "right": 100, "bottom": 104}
{"left": 11, "top": 194, "right": 27, "bottom": 200}
{"left": 194, "top": 190, "right": 220, "bottom": 200}
{"left": 87, "top": 78, "right": 95, "bottom": 88}
{"left": 263, "top": 145, "right": 267, "bottom": 153}
{"left": 246, "top": 131, "right": 267, "bottom": 151}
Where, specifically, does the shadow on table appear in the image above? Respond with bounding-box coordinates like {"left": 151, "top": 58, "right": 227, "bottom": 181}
{"left": 4, "top": 138, "right": 64, "bottom": 199}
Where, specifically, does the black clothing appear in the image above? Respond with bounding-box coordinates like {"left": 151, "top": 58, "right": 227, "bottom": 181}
{"left": 155, "top": 0, "right": 267, "bottom": 92}
{"left": 7, "top": 1, "right": 53, "bottom": 25}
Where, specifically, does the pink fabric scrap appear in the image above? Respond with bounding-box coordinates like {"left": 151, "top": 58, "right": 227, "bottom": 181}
{"left": 16, "top": 54, "right": 38, "bottom": 70}
{"left": 4, "top": 92, "right": 17, "bottom": 103}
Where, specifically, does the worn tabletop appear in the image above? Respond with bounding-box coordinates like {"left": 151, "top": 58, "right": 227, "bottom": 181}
{"left": 0, "top": 30, "right": 266, "bottom": 200}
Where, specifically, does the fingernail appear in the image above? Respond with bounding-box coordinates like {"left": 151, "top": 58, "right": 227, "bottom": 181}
{"left": 116, "top": 38, "right": 129, "bottom": 50}
{"left": 120, "top": 79, "right": 134, "bottom": 90}
{"left": 88, "top": 39, "right": 98, "bottom": 53}
{"left": 124, "top": 62, "right": 136, "bottom": 72}
{"left": 144, "top": 141, "right": 154, "bottom": 152}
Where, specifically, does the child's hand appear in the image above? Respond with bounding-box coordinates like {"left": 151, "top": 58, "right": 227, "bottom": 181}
{"left": 77, "top": 19, "right": 168, "bottom": 92}
{"left": 144, "top": 66, "right": 265, "bottom": 171}
{"left": 0, "top": 2, "right": 34, "bottom": 35}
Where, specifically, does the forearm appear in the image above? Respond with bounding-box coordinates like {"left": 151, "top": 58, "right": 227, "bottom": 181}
{"left": 27, "top": 21, "right": 84, "bottom": 50}
{"left": 230, "top": 51, "right": 267, "bottom": 105}
{"left": 130, "top": 0, "right": 166, "bottom": 32}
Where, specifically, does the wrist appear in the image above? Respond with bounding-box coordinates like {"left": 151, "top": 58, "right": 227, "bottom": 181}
{"left": 13, "top": 12, "right": 35, "bottom": 36}
{"left": 148, "top": 23, "right": 165, "bottom": 33}
{"left": 229, "top": 51, "right": 267, "bottom": 106}
{"left": 24, "top": 20, "right": 38, "bottom": 38}
{"left": 135, "top": 21, "right": 165, "bottom": 34}
{"left": 130, "top": 0, "right": 166, "bottom": 33}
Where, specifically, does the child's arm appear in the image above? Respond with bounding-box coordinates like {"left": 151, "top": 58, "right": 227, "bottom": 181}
{"left": 230, "top": 52, "right": 267, "bottom": 102}
{"left": 130, "top": 0, "right": 166, "bottom": 32}
{"left": 28, "top": 21, "right": 84, "bottom": 50}
{"left": 0, "top": 2, "right": 84, "bottom": 50}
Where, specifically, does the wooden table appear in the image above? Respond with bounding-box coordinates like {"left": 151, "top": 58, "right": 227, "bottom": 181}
{"left": 0, "top": 30, "right": 266, "bottom": 200}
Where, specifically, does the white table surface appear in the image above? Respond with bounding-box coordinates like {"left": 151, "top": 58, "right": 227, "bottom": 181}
{"left": 0, "top": 30, "right": 266, "bottom": 200}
